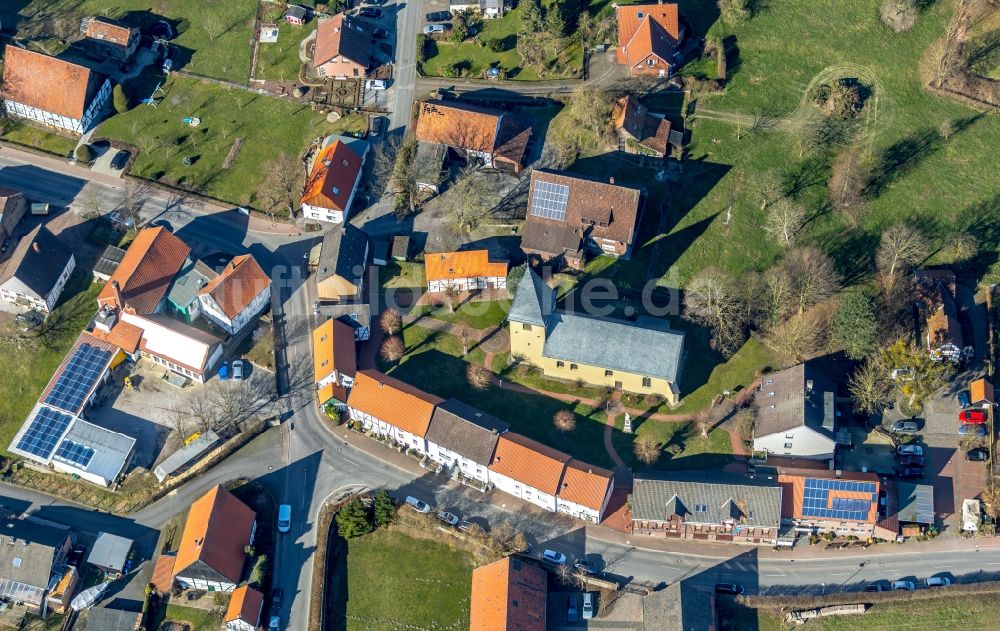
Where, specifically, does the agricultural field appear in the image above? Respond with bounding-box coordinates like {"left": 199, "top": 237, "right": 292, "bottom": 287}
{"left": 328, "top": 529, "right": 474, "bottom": 631}
{"left": 6, "top": 0, "right": 257, "bottom": 82}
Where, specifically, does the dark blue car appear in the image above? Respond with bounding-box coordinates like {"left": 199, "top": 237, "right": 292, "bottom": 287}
{"left": 958, "top": 390, "right": 971, "bottom": 408}
{"left": 958, "top": 423, "right": 986, "bottom": 436}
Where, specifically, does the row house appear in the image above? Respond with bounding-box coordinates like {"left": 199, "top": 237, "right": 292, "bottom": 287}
{"left": 313, "top": 317, "right": 358, "bottom": 408}
{"left": 630, "top": 474, "right": 783, "bottom": 544}
{"left": 347, "top": 370, "right": 444, "bottom": 453}
{"left": 425, "top": 399, "right": 509, "bottom": 484}
{"left": 424, "top": 250, "right": 508, "bottom": 293}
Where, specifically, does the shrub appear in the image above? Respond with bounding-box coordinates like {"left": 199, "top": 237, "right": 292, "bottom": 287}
{"left": 336, "top": 498, "right": 373, "bottom": 539}
{"left": 112, "top": 84, "right": 130, "bottom": 113}
{"left": 553, "top": 409, "right": 576, "bottom": 432}
{"left": 880, "top": 0, "right": 918, "bottom": 33}
{"left": 416, "top": 34, "right": 430, "bottom": 64}
{"left": 487, "top": 38, "right": 506, "bottom": 52}
{"left": 718, "top": 0, "right": 750, "bottom": 25}
{"left": 373, "top": 490, "right": 396, "bottom": 528}
{"left": 811, "top": 80, "right": 864, "bottom": 120}
{"left": 248, "top": 554, "right": 268, "bottom": 587}
{"left": 75, "top": 144, "right": 93, "bottom": 163}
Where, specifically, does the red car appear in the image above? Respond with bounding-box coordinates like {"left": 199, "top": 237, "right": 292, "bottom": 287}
{"left": 959, "top": 409, "right": 987, "bottom": 424}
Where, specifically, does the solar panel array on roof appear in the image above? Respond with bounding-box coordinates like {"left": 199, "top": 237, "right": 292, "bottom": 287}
{"left": 43, "top": 344, "right": 112, "bottom": 414}
{"left": 530, "top": 181, "right": 570, "bottom": 221}
{"left": 801, "top": 478, "right": 876, "bottom": 522}
{"left": 54, "top": 440, "right": 95, "bottom": 468}
{"left": 15, "top": 407, "right": 73, "bottom": 460}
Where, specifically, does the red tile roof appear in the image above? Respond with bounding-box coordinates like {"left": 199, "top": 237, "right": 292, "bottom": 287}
{"left": 90, "top": 319, "right": 143, "bottom": 354}
{"left": 313, "top": 13, "right": 372, "bottom": 68}
{"left": 557, "top": 460, "right": 614, "bottom": 511}
{"left": 424, "top": 250, "right": 508, "bottom": 282}
{"left": 489, "top": 433, "right": 570, "bottom": 496}
{"left": 225, "top": 585, "right": 264, "bottom": 626}
{"left": 198, "top": 254, "right": 270, "bottom": 320}
{"left": 2, "top": 46, "right": 104, "bottom": 119}
{"left": 98, "top": 227, "right": 190, "bottom": 314}
{"left": 85, "top": 17, "right": 134, "bottom": 47}
{"left": 778, "top": 472, "right": 880, "bottom": 523}
{"left": 616, "top": 3, "right": 680, "bottom": 68}
{"left": 347, "top": 370, "right": 444, "bottom": 437}
{"left": 174, "top": 486, "right": 256, "bottom": 584}
{"left": 470, "top": 556, "right": 547, "bottom": 631}
{"left": 313, "top": 317, "right": 357, "bottom": 382}
{"left": 301, "top": 140, "right": 365, "bottom": 211}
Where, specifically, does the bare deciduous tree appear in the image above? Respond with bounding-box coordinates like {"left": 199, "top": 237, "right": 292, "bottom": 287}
{"left": 442, "top": 285, "right": 460, "bottom": 314}
{"left": 876, "top": 223, "right": 927, "bottom": 291}
{"left": 633, "top": 436, "right": 660, "bottom": 465}
{"left": 380, "top": 308, "right": 402, "bottom": 336}
{"left": 685, "top": 267, "right": 747, "bottom": 357}
{"left": 257, "top": 154, "right": 304, "bottom": 218}
{"left": 763, "top": 306, "right": 827, "bottom": 362}
{"left": 467, "top": 363, "right": 492, "bottom": 390}
{"left": 848, "top": 355, "right": 893, "bottom": 415}
{"left": 553, "top": 409, "right": 576, "bottom": 433}
{"left": 566, "top": 88, "right": 614, "bottom": 143}
{"left": 764, "top": 197, "right": 807, "bottom": 246}
{"left": 695, "top": 409, "right": 712, "bottom": 437}
{"left": 164, "top": 373, "right": 278, "bottom": 439}
{"left": 444, "top": 167, "right": 494, "bottom": 233}
{"left": 379, "top": 336, "right": 405, "bottom": 363}
{"left": 77, "top": 185, "right": 105, "bottom": 219}
{"left": 456, "top": 323, "right": 474, "bottom": 356}
{"left": 779, "top": 247, "right": 839, "bottom": 315}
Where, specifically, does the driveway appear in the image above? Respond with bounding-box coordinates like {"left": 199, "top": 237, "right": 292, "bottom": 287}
{"left": 90, "top": 144, "right": 126, "bottom": 178}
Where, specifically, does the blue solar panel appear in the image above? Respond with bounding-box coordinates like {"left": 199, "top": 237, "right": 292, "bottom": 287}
{"left": 54, "top": 440, "right": 95, "bottom": 468}
{"left": 530, "top": 181, "right": 570, "bottom": 221}
{"left": 15, "top": 407, "right": 73, "bottom": 460}
{"left": 43, "top": 344, "right": 112, "bottom": 414}
{"left": 801, "top": 478, "right": 877, "bottom": 521}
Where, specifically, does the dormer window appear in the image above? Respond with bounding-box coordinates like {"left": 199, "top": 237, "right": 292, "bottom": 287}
{"left": 637, "top": 12, "right": 645, "bottom": 18}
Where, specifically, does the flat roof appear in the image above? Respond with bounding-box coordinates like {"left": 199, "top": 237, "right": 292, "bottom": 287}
{"left": 87, "top": 532, "right": 133, "bottom": 572}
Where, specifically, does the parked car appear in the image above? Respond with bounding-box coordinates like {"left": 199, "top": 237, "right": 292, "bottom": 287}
{"left": 566, "top": 595, "right": 579, "bottom": 623}
{"left": 898, "top": 454, "right": 925, "bottom": 467}
{"left": 959, "top": 423, "right": 987, "bottom": 436}
{"left": 966, "top": 447, "right": 989, "bottom": 462}
{"left": 436, "top": 511, "right": 459, "bottom": 526}
{"left": 370, "top": 116, "right": 385, "bottom": 136}
{"left": 573, "top": 559, "right": 591, "bottom": 574}
{"left": 218, "top": 361, "right": 230, "bottom": 381}
{"left": 237, "top": 206, "right": 251, "bottom": 216}
{"left": 896, "top": 443, "right": 924, "bottom": 456}
{"left": 925, "top": 576, "right": 952, "bottom": 587}
{"left": 426, "top": 11, "right": 452, "bottom": 21}
{"left": 366, "top": 79, "right": 388, "bottom": 90}
{"left": 423, "top": 23, "right": 451, "bottom": 35}
{"left": 277, "top": 504, "right": 291, "bottom": 533}
{"left": 271, "top": 588, "right": 283, "bottom": 610}
{"left": 359, "top": 7, "right": 383, "bottom": 18}
{"left": 897, "top": 466, "right": 925, "bottom": 479}
{"left": 959, "top": 409, "right": 987, "bottom": 424}
{"left": 715, "top": 583, "right": 744, "bottom": 595}
{"left": 405, "top": 496, "right": 431, "bottom": 513}
{"left": 111, "top": 149, "right": 130, "bottom": 170}
{"left": 582, "top": 592, "right": 595, "bottom": 619}
{"left": 542, "top": 549, "right": 567, "bottom": 565}
{"left": 268, "top": 615, "right": 281, "bottom": 630}
{"left": 891, "top": 420, "right": 920, "bottom": 433}
{"left": 361, "top": 0, "right": 385, "bottom": 5}
{"left": 232, "top": 359, "right": 245, "bottom": 381}
{"left": 891, "top": 580, "right": 916, "bottom": 591}
{"left": 958, "top": 390, "right": 972, "bottom": 408}
{"left": 458, "top": 519, "right": 478, "bottom": 533}
{"left": 865, "top": 581, "right": 886, "bottom": 592}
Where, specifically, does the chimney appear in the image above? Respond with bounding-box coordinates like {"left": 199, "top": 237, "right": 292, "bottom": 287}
{"left": 609, "top": 176, "right": 615, "bottom": 185}
{"left": 31, "top": 242, "right": 40, "bottom": 254}
{"left": 806, "top": 379, "right": 814, "bottom": 392}
{"left": 111, "top": 280, "right": 125, "bottom": 309}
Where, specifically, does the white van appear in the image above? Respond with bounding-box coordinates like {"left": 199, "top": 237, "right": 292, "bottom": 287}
{"left": 278, "top": 504, "right": 291, "bottom": 533}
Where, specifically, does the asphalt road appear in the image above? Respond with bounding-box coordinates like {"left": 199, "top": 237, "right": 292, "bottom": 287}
{"left": 388, "top": 0, "right": 420, "bottom": 134}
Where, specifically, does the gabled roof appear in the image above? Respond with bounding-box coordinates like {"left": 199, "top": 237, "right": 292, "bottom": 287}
{"left": 2, "top": 46, "right": 107, "bottom": 119}
{"left": 424, "top": 250, "right": 508, "bottom": 282}
{"left": 778, "top": 471, "right": 880, "bottom": 524}
{"left": 557, "top": 460, "right": 613, "bottom": 512}
{"left": 166, "top": 257, "right": 217, "bottom": 310}
{"left": 630, "top": 473, "right": 783, "bottom": 528}
{"left": 301, "top": 138, "right": 367, "bottom": 211}
{"left": 971, "top": 378, "right": 994, "bottom": 404}
{"left": 611, "top": 95, "right": 671, "bottom": 155}
{"left": 313, "top": 13, "right": 372, "bottom": 68}
{"left": 93, "top": 245, "right": 126, "bottom": 279}
{"left": 426, "top": 399, "right": 509, "bottom": 464}
{"left": 543, "top": 313, "right": 684, "bottom": 383}
{"left": 507, "top": 268, "right": 556, "bottom": 328}
{"left": 347, "top": 370, "right": 444, "bottom": 437}
{"left": 616, "top": 3, "right": 680, "bottom": 67}
{"left": 174, "top": 485, "right": 256, "bottom": 584}
{"left": 415, "top": 100, "right": 502, "bottom": 155}
{"left": 0, "top": 224, "right": 73, "bottom": 299}
{"left": 489, "top": 433, "right": 570, "bottom": 496}
{"left": 198, "top": 254, "right": 270, "bottom": 320}
{"left": 754, "top": 363, "right": 837, "bottom": 440}
{"left": 642, "top": 582, "right": 715, "bottom": 631}
{"left": 85, "top": 608, "right": 142, "bottom": 631}
{"left": 225, "top": 585, "right": 264, "bottom": 626}
{"left": 523, "top": 169, "right": 643, "bottom": 248}
{"left": 98, "top": 227, "right": 191, "bottom": 315}
{"left": 470, "top": 556, "right": 547, "bottom": 631}
{"left": 318, "top": 222, "right": 368, "bottom": 283}
{"left": 85, "top": 17, "right": 135, "bottom": 46}
{"left": 0, "top": 518, "right": 70, "bottom": 591}
{"left": 313, "top": 317, "right": 357, "bottom": 382}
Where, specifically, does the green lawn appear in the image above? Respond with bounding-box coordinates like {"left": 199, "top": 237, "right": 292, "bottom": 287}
{"left": 409, "top": 299, "right": 512, "bottom": 330}
{"left": 255, "top": 20, "right": 313, "bottom": 81}
{"left": 156, "top": 604, "right": 223, "bottom": 631}
{"left": 0, "top": 122, "right": 78, "bottom": 157}
{"left": 330, "top": 529, "right": 474, "bottom": 631}
{"left": 641, "top": 0, "right": 1000, "bottom": 285}
{"left": 13, "top": 0, "right": 256, "bottom": 82}
{"left": 421, "top": 4, "right": 583, "bottom": 80}
{"left": 720, "top": 593, "right": 1000, "bottom": 631}
{"left": 98, "top": 75, "right": 342, "bottom": 207}
{"left": 379, "top": 261, "right": 426, "bottom": 289}
{"left": 635, "top": 420, "right": 733, "bottom": 471}
{"left": 0, "top": 276, "right": 100, "bottom": 456}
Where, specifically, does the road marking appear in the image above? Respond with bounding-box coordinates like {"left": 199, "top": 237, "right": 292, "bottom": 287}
{"left": 766, "top": 573, "right": 786, "bottom": 577}
{"left": 829, "top": 573, "right": 848, "bottom": 576}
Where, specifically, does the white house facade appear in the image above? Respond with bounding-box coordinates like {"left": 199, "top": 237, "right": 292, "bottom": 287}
{"left": 426, "top": 442, "right": 491, "bottom": 482}
{"left": 3, "top": 79, "right": 110, "bottom": 134}
{"left": 753, "top": 426, "right": 836, "bottom": 460}
{"left": 427, "top": 274, "right": 507, "bottom": 293}
{"left": 0, "top": 253, "right": 75, "bottom": 313}
{"left": 348, "top": 407, "right": 428, "bottom": 454}
{"left": 199, "top": 285, "right": 270, "bottom": 335}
